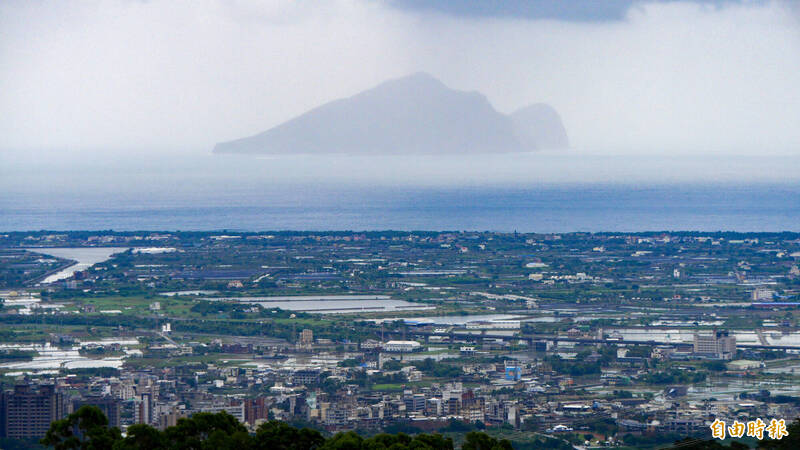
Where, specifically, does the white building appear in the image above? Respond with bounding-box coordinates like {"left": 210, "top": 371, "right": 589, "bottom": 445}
{"left": 383, "top": 340, "right": 421, "bottom": 352}
{"left": 693, "top": 331, "right": 736, "bottom": 360}
{"left": 191, "top": 404, "right": 245, "bottom": 423}
{"left": 752, "top": 288, "right": 775, "bottom": 301}
{"left": 466, "top": 320, "right": 520, "bottom": 330}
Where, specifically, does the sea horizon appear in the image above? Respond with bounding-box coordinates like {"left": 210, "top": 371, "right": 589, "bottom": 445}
{"left": 3, "top": 182, "right": 799, "bottom": 233}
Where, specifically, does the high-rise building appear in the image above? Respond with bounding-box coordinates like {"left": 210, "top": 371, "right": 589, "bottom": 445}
{"left": 157, "top": 406, "right": 187, "bottom": 430}
{"left": 1, "top": 384, "right": 66, "bottom": 439}
{"left": 693, "top": 330, "right": 736, "bottom": 360}
{"left": 297, "top": 329, "right": 314, "bottom": 351}
{"left": 717, "top": 331, "right": 737, "bottom": 357}
{"left": 136, "top": 393, "right": 153, "bottom": 425}
{"left": 244, "top": 397, "right": 270, "bottom": 425}
{"left": 292, "top": 369, "right": 321, "bottom": 386}
{"left": 402, "top": 391, "right": 425, "bottom": 414}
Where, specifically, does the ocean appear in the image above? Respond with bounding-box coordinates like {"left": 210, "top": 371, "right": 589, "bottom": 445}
{"left": 2, "top": 151, "right": 799, "bottom": 232}
{"left": 2, "top": 183, "right": 799, "bottom": 232}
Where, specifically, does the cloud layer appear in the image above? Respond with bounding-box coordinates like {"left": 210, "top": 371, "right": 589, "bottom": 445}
{"left": 1, "top": 0, "right": 799, "bottom": 155}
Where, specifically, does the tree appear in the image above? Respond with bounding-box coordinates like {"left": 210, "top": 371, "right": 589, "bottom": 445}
{"left": 671, "top": 437, "right": 749, "bottom": 449}
{"left": 406, "top": 433, "right": 453, "bottom": 450}
{"left": 41, "top": 405, "right": 122, "bottom": 450}
{"left": 163, "top": 411, "right": 249, "bottom": 450}
{"left": 759, "top": 418, "right": 800, "bottom": 449}
{"left": 461, "top": 432, "right": 513, "bottom": 450}
{"left": 113, "top": 424, "right": 167, "bottom": 450}
{"left": 320, "top": 431, "right": 363, "bottom": 450}
{"left": 360, "top": 432, "right": 452, "bottom": 450}
{"left": 254, "top": 420, "right": 325, "bottom": 450}
{"left": 39, "top": 409, "right": 462, "bottom": 450}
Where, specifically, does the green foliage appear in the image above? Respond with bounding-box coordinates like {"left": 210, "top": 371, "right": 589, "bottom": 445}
{"left": 508, "top": 435, "right": 573, "bottom": 450}
{"left": 670, "top": 437, "right": 750, "bottom": 449}
{"left": 349, "top": 369, "right": 406, "bottom": 388}
{"left": 0, "top": 311, "right": 372, "bottom": 343}
{"left": 41, "top": 405, "right": 122, "bottom": 450}
{"left": 321, "top": 431, "right": 363, "bottom": 450}
{"left": 411, "top": 358, "right": 462, "bottom": 378}
{"left": 113, "top": 425, "right": 167, "bottom": 450}
{"left": 701, "top": 360, "right": 728, "bottom": 372}
{"left": 41, "top": 408, "right": 460, "bottom": 450}
{"left": 642, "top": 369, "right": 707, "bottom": 384}
{"left": 162, "top": 411, "right": 249, "bottom": 449}
{"left": 338, "top": 358, "right": 362, "bottom": 368}
{"left": 440, "top": 419, "right": 477, "bottom": 433}
{"left": 461, "top": 431, "right": 512, "bottom": 450}
{"left": 624, "top": 345, "right": 652, "bottom": 358}
{"left": 759, "top": 418, "right": 800, "bottom": 449}
{"left": 545, "top": 355, "right": 602, "bottom": 376}
{"left": 612, "top": 390, "right": 633, "bottom": 398}
{"left": 254, "top": 421, "right": 325, "bottom": 450}
{"left": 381, "top": 360, "right": 403, "bottom": 371}
{"left": 0, "top": 350, "right": 36, "bottom": 361}
{"left": 356, "top": 432, "right": 452, "bottom": 450}
{"left": 190, "top": 301, "right": 251, "bottom": 317}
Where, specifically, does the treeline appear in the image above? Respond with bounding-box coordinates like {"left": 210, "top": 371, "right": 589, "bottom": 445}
{"left": 543, "top": 350, "right": 616, "bottom": 377}
{"left": 41, "top": 406, "right": 516, "bottom": 450}
{"left": 373, "top": 358, "right": 462, "bottom": 378}
{"left": 28, "top": 403, "right": 800, "bottom": 450}
{"left": 641, "top": 369, "right": 707, "bottom": 385}
{"left": 0, "top": 312, "right": 377, "bottom": 343}
{"left": 411, "top": 358, "right": 463, "bottom": 378}
{"left": 0, "top": 349, "right": 36, "bottom": 361}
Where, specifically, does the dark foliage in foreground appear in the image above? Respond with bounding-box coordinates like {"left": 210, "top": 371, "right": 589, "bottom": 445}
{"left": 41, "top": 406, "right": 800, "bottom": 450}
{"left": 41, "top": 406, "right": 514, "bottom": 450}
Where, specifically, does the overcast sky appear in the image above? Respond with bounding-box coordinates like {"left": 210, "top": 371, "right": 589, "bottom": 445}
{"left": 1, "top": 0, "right": 799, "bottom": 157}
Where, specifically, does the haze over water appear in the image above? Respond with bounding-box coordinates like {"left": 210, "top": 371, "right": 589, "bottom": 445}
{"left": 2, "top": 152, "right": 798, "bottom": 232}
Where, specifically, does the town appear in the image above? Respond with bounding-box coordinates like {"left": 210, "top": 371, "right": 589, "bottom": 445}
{"left": 1, "top": 231, "right": 800, "bottom": 449}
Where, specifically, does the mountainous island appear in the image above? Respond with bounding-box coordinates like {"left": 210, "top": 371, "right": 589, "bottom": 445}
{"left": 213, "top": 73, "right": 568, "bottom": 155}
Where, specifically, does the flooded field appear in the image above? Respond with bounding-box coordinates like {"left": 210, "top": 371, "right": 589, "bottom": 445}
{"left": 217, "top": 295, "right": 435, "bottom": 314}
{"left": 0, "top": 338, "right": 140, "bottom": 375}
{"left": 382, "top": 314, "right": 521, "bottom": 326}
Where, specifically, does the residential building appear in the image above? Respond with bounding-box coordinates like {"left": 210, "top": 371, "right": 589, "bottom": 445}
{"left": 1, "top": 384, "right": 66, "bottom": 439}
